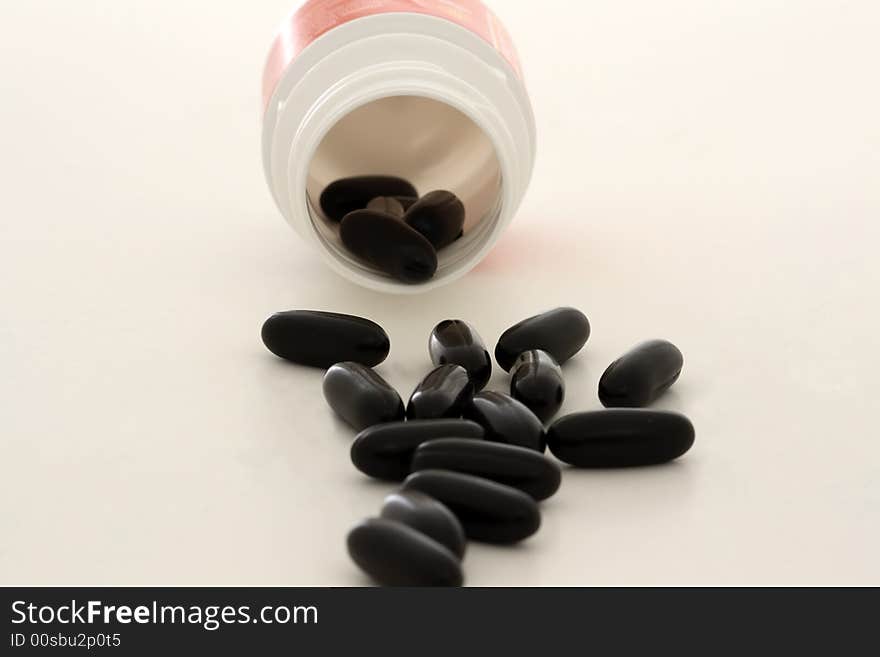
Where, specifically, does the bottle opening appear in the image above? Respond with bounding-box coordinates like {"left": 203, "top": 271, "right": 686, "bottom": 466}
{"left": 305, "top": 95, "right": 503, "bottom": 284}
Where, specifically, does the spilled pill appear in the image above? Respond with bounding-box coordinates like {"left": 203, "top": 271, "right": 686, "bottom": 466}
{"left": 347, "top": 517, "right": 463, "bottom": 587}
{"left": 380, "top": 490, "right": 466, "bottom": 558}
{"left": 547, "top": 409, "right": 695, "bottom": 467}
{"left": 407, "top": 364, "right": 474, "bottom": 420}
{"left": 465, "top": 391, "right": 546, "bottom": 452}
{"left": 350, "top": 419, "right": 485, "bottom": 481}
{"left": 510, "top": 349, "right": 565, "bottom": 423}
{"left": 261, "top": 310, "right": 389, "bottom": 369}
{"left": 402, "top": 469, "right": 541, "bottom": 544}
{"left": 322, "top": 362, "right": 404, "bottom": 431}
{"left": 428, "top": 319, "right": 492, "bottom": 391}
{"left": 599, "top": 339, "right": 684, "bottom": 408}
{"left": 495, "top": 307, "right": 591, "bottom": 372}
{"left": 412, "top": 438, "right": 562, "bottom": 501}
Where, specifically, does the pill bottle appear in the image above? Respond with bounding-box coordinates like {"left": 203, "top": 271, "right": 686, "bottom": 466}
{"left": 261, "top": 0, "right": 536, "bottom": 293}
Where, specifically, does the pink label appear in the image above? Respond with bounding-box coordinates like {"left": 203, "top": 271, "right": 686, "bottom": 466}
{"left": 262, "top": 0, "right": 523, "bottom": 110}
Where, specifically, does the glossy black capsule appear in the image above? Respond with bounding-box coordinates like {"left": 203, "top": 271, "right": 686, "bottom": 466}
{"left": 366, "top": 196, "right": 405, "bottom": 218}
{"left": 322, "top": 362, "right": 404, "bottom": 431}
{"left": 319, "top": 176, "right": 418, "bottom": 222}
{"left": 407, "top": 365, "right": 474, "bottom": 420}
{"left": 464, "top": 391, "right": 546, "bottom": 452}
{"left": 380, "top": 490, "right": 466, "bottom": 558}
{"left": 599, "top": 339, "right": 684, "bottom": 407}
{"left": 428, "top": 320, "right": 492, "bottom": 391}
{"left": 495, "top": 307, "right": 591, "bottom": 371}
{"left": 403, "top": 190, "right": 465, "bottom": 249}
{"left": 510, "top": 350, "right": 565, "bottom": 422}
{"left": 347, "top": 517, "right": 463, "bottom": 587}
{"left": 261, "top": 310, "right": 390, "bottom": 368}
{"left": 547, "top": 409, "right": 695, "bottom": 467}
{"left": 402, "top": 470, "right": 541, "bottom": 544}
{"left": 350, "top": 419, "right": 485, "bottom": 481}
{"left": 412, "top": 439, "right": 561, "bottom": 501}
{"left": 340, "top": 210, "right": 438, "bottom": 284}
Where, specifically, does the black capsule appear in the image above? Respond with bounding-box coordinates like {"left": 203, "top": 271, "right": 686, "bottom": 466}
{"left": 347, "top": 517, "right": 463, "bottom": 587}
{"left": 261, "top": 310, "right": 390, "bottom": 368}
{"left": 380, "top": 490, "right": 466, "bottom": 558}
{"left": 319, "top": 176, "right": 418, "bottom": 222}
{"left": 428, "top": 320, "right": 492, "bottom": 391}
{"left": 350, "top": 419, "right": 485, "bottom": 481}
{"left": 412, "top": 439, "right": 561, "bottom": 501}
{"left": 340, "top": 210, "right": 438, "bottom": 284}
{"left": 403, "top": 190, "right": 465, "bottom": 249}
{"left": 407, "top": 365, "right": 474, "bottom": 420}
{"left": 464, "top": 391, "right": 546, "bottom": 452}
{"left": 402, "top": 470, "right": 541, "bottom": 544}
{"left": 322, "top": 362, "right": 404, "bottom": 431}
{"left": 510, "top": 350, "right": 565, "bottom": 422}
{"left": 366, "top": 196, "right": 405, "bottom": 218}
{"left": 547, "top": 409, "right": 695, "bottom": 467}
{"left": 495, "top": 307, "right": 591, "bottom": 372}
{"left": 599, "top": 339, "right": 684, "bottom": 407}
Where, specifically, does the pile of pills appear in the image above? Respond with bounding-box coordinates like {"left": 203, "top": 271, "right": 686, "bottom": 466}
{"left": 318, "top": 176, "right": 465, "bottom": 283}
{"left": 261, "top": 307, "right": 695, "bottom": 586}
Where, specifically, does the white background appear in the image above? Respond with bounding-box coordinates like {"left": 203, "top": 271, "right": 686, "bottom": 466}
{"left": 1, "top": 0, "right": 878, "bottom": 585}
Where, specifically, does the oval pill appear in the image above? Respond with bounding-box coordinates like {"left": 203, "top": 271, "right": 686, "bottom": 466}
{"left": 464, "top": 391, "right": 546, "bottom": 452}
{"left": 546, "top": 409, "right": 695, "bottom": 467}
{"left": 380, "top": 490, "right": 466, "bottom": 558}
{"left": 322, "top": 362, "right": 404, "bottom": 431}
{"left": 319, "top": 176, "right": 418, "bottom": 222}
{"left": 347, "top": 517, "right": 463, "bottom": 587}
{"left": 350, "top": 419, "right": 485, "bottom": 481}
{"left": 495, "top": 307, "right": 591, "bottom": 372}
{"left": 340, "top": 209, "right": 438, "bottom": 283}
{"left": 412, "top": 438, "right": 562, "bottom": 501}
{"left": 402, "top": 469, "right": 541, "bottom": 544}
{"left": 599, "top": 339, "right": 684, "bottom": 408}
{"left": 510, "top": 349, "right": 565, "bottom": 422}
{"left": 428, "top": 319, "right": 492, "bottom": 391}
{"left": 407, "top": 364, "right": 474, "bottom": 420}
{"left": 261, "top": 310, "right": 390, "bottom": 368}
{"left": 403, "top": 190, "right": 465, "bottom": 249}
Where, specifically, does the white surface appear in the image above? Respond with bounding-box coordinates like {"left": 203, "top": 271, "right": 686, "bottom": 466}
{"left": 1, "top": 0, "right": 878, "bottom": 586}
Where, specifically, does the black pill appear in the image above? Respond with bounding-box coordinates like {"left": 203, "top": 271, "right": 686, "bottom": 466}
{"left": 366, "top": 196, "right": 405, "bottom": 218}
{"left": 350, "top": 419, "right": 485, "bottom": 481}
{"left": 407, "top": 364, "right": 474, "bottom": 420}
{"left": 428, "top": 319, "right": 492, "bottom": 391}
{"left": 403, "top": 190, "right": 465, "bottom": 249}
{"left": 402, "top": 470, "right": 541, "bottom": 544}
{"left": 599, "top": 339, "right": 684, "bottom": 408}
{"left": 322, "top": 362, "right": 404, "bottom": 431}
{"left": 464, "top": 391, "right": 546, "bottom": 452}
{"left": 381, "top": 490, "right": 466, "bottom": 558}
{"left": 347, "top": 517, "right": 463, "bottom": 587}
{"left": 340, "top": 210, "right": 438, "bottom": 284}
{"left": 412, "top": 439, "right": 561, "bottom": 501}
{"left": 495, "top": 307, "right": 591, "bottom": 372}
{"left": 546, "top": 409, "right": 695, "bottom": 467}
{"left": 261, "top": 310, "right": 390, "bottom": 368}
{"left": 319, "top": 176, "right": 418, "bottom": 222}
{"left": 510, "top": 349, "right": 565, "bottom": 423}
